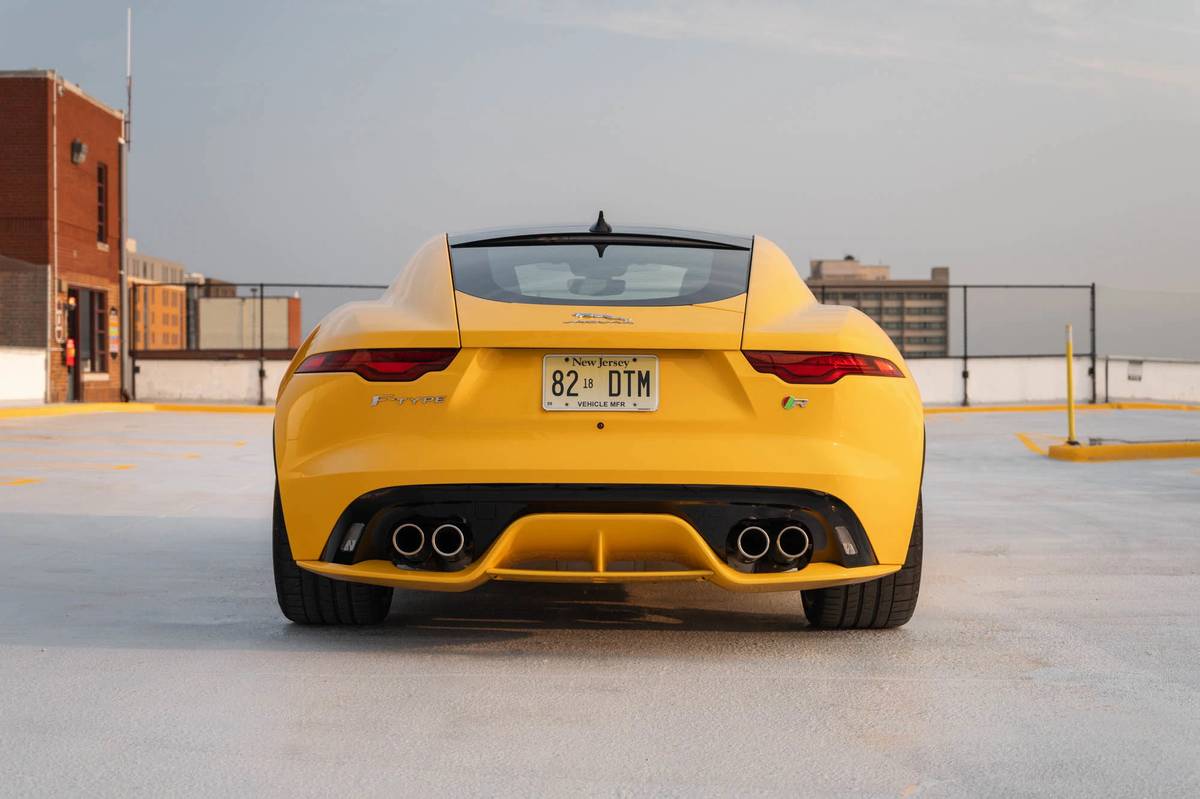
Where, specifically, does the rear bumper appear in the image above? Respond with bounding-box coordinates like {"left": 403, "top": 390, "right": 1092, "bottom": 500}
{"left": 298, "top": 512, "right": 900, "bottom": 593}
{"left": 275, "top": 352, "right": 926, "bottom": 565}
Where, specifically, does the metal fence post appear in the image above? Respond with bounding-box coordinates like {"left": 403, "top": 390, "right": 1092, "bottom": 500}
{"left": 258, "top": 282, "right": 266, "bottom": 406}
{"left": 130, "top": 282, "right": 138, "bottom": 352}
{"left": 130, "top": 283, "right": 138, "bottom": 400}
{"left": 961, "top": 285, "right": 969, "bottom": 406}
{"left": 1089, "top": 282, "right": 1097, "bottom": 404}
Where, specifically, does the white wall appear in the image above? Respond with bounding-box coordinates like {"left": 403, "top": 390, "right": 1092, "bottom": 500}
{"left": 1104, "top": 357, "right": 1200, "bottom": 403}
{"left": 912, "top": 355, "right": 1169, "bottom": 405}
{"left": 135, "top": 358, "right": 289, "bottom": 404}
{"left": 962, "top": 356, "right": 1092, "bottom": 405}
{"left": 0, "top": 347, "right": 46, "bottom": 403}
{"left": 131, "top": 354, "right": 1200, "bottom": 407}
{"left": 906, "top": 359, "right": 963, "bottom": 406}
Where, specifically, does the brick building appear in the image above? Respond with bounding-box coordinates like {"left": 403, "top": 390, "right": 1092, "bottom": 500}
{"left": 0, "top": 70, "right": 125, "bottom": 401}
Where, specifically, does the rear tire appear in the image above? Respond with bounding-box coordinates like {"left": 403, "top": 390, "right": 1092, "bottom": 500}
{"left": 272, "top": 486, "right": 393, "bottom": 625}
{"left": 802, "top": 496, "right": 922, "bottom": 630}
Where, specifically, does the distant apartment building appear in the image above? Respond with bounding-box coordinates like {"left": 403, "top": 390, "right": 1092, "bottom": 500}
{"left": 197, "top": 294, "right": 301, "bottom": 350}
{"left": 191, "top": 277, "right": 236, "bottom": 298}
{"left": 128, "top": 262, "right": 302, "bottom": 351}
{"left": 807, "top": 256, "right": 951, "bottom": 357}
{"left": 126, "top": 243, "right": 187, "bottom": 350}
{"left": 0, "top": 70, "right": 125, "bottom": 401}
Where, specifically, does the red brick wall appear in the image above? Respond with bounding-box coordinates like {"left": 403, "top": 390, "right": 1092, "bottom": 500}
{"left": 0, "top": 77, "right": 51, "bottom": 264}
{"left": 0, "top": 74, "right": 125, "bottom": 402}
{"left": 54, "top": 84, "right": 122, "bottom": 283}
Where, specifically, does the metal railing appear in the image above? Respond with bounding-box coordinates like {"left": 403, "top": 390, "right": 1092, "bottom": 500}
{"left": 125, "top": 280, "right": 1200, "bottom": 408}
{"left": 128, "top": 281, "right": 387, "bottom": 404}
{"left": 814, "top": 282, "right": 1096, "bottom": 405}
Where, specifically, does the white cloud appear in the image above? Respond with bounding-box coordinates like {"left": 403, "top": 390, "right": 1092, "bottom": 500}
{"left": 1063, "top": 56, "right": 1200, "bottom": 90}
{"left": 493, "top": 0, "right": 917, "bottom": 60}
{"left": 492, "top": 0, "right": 1200, "bottom": 93}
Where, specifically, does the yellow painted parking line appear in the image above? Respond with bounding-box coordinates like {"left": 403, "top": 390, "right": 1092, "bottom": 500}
{"left": 0, "top": 403, "right": 152, "bottom": 420}
{"left": 929, "top": 403, "right": 1101, "bottom": 415}
{"left": 0, "top": 433, "right": 245, "bottom": 448}
{"left": 0, "top": 403, "right": 272, "bottom": 420}
{"left": 0, "top": 445, "right": 202, "bottom": 460}
{"left": 0, "top": 477, "right": 43, "bottom": 487}
{"left": 1110, "top": 401, "right": 1200, "bottom": 412}
{"left": 1048, "top": 440, "right": 1200, "bottom": 462}
{"left": 1015, "top": 433, "right": 1049, "bottom": 456}
{"left": 151, "top": 403, "right": 274, "bottom": 414}
{"left": 8, "top": 461, "right": 137, "bottom": 472}
{"left": 926, "top": 401, "right": 1199, "bottom": 415}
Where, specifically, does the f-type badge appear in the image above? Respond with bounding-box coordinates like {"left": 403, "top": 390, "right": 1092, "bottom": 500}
{"left": 566, "top": 312, "right": 633, "bottom": 325}
{"left": 371, "top": 395, "right": 445, "bottom": 407}
{"left": 782, "top": 396, "right": 809, "bottom": 409}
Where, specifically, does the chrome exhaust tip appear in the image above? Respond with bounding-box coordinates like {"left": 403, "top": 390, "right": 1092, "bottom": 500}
{"left": 391, "top": 522, "right": 426, "bottom": 559}
{"left": 772, "top": 524, "right": 812, "bottom": 564}
{"left": 734, "top": 525, "right": 771, "bottom": 562}
{"left": 431, "top": 523, "right": 467, "bottom": 560}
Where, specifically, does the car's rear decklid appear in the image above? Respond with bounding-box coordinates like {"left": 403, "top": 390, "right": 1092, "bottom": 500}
{"left": 452, "top": 293, "right": 745, "bottom": 349}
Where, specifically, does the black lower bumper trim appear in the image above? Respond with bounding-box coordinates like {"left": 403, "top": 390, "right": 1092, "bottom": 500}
{"left": 321, "top": 484, "right": 879, "bottom": 569}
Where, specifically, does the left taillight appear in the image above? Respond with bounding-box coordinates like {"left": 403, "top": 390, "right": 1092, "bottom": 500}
{"left": 743, "top": 351, "right": 904, "bottom": 384}
{"left": 295, "top": 348, "right": 458, "bottom": 382}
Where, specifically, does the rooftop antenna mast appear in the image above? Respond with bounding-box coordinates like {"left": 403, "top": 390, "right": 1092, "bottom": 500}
{"left": 119, "top": 7, "right": 133, "bottom": 399}
{"left": 125, "top": 6, "right": 132, "bottom": 149}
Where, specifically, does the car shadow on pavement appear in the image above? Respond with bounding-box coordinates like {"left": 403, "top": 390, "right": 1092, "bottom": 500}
{"left": 0, "top": 514, "right": 843, "bottom": 656}
{"left": 379, "top": 581, "right": 811, "bottom": 636}
{"left": 265, "top": 582, "right": 824, "bottom": 655}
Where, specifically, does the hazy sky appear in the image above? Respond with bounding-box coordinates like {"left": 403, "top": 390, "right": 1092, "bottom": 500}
{"left": 3, "top": 0, "right": 1199, "bottom": 295}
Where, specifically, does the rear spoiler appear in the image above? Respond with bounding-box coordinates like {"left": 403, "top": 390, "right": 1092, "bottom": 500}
{"left": 449, "top": 223, "right": 751, "bottom": 251}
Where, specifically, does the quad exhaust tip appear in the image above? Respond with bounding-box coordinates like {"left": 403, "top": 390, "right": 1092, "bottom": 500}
{"left": 391, "top": 523, "right": 426, "bottom": 559}
{"left": 431, "top": 523, "right": 467, "bottom": 560}
{"left": 734, "top": 525, "right": 771, "bottom": 562}
{"left": 773, "top": 524, "right": 812, "bottom": 564}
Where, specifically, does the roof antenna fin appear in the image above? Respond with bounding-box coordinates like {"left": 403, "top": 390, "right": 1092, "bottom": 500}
{"left": 589, "top": 210, "right": 612, "bottom": 234}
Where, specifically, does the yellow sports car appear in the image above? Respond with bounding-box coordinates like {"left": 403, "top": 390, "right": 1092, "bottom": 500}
{"left": 272, "top": 213, "right": 924, "bottom": 628}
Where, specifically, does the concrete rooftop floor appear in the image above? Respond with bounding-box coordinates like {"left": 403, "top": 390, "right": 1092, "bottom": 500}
{"left": 0, "top": 407, "right": 1197, "bottom": 797}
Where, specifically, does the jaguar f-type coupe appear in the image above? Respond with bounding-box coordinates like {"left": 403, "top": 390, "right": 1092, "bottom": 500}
{"left": 273, "top": 213, "right": 924, "bottom": 628}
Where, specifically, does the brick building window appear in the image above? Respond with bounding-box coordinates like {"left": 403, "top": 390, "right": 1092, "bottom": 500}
{"left": 97, "top": 163, "right": 108, "bottom": 243}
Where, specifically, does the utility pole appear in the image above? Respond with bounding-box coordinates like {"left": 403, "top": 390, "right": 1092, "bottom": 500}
{"left": 119, "top": 8, "right": 133, "bottom": 399}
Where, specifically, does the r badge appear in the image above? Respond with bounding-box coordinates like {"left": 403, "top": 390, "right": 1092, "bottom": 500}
{"left": 782, "top": 396, "right": 809, "bottom": 410}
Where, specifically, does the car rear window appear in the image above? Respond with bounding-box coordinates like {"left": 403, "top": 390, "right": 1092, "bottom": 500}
{"left": 449, "top": 244, "right": 751, "bottom": 306}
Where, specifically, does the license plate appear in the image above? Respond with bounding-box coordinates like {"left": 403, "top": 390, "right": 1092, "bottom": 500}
{"left": 542, "top": 354, "right": 659, "bottom": 411}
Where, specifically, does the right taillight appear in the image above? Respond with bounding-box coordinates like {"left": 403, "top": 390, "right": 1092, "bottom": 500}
{"left": 743, "top": 351, "right": 904, "bottom": 384}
